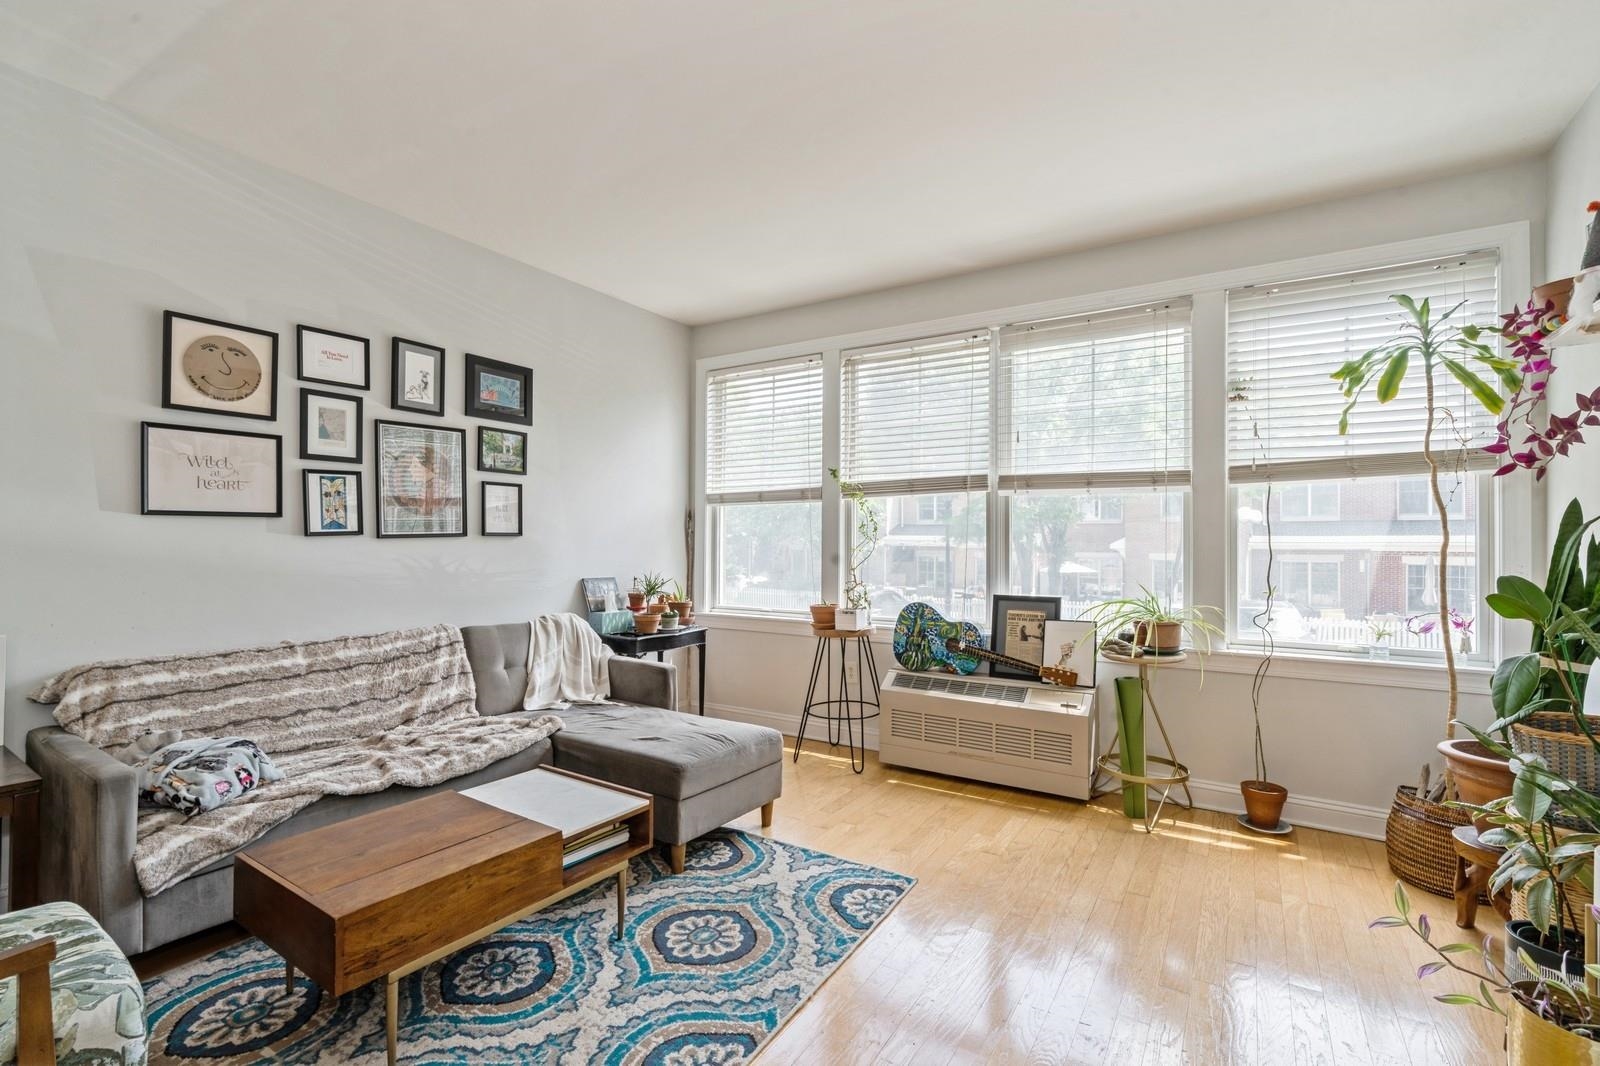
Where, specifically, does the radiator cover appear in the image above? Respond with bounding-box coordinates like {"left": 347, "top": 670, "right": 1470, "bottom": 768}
{"left": 878, "top": 669, "right": 1096, "bottom": 800}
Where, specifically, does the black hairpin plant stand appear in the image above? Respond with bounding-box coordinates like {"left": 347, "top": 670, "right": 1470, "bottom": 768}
{"left": 795, "top": 628, "right": 882, "bottom": 773}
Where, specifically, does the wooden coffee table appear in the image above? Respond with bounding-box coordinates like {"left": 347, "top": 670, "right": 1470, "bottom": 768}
{"left": 234, "top": 767, "right": 652, "bottom": 1064}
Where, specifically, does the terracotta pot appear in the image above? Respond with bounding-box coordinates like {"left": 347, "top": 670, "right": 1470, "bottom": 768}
{"left": 1437, "top": 738, "right": 1515, "bottom": 831}
{"left": 1507, "top": 985, "right": 1600, "bottom": 1065}
{"left": 1533, "top": 276, "right": 1576, "bottom": 321}
{"left": 1240, "top": 780, "right": 1288, "bottom": 830}
{"left": 645, "top": 602, "right": 667, "bottom": 616}
{"left": 634, "top": 613, "right": 660, "bottom": 635}
{"left": 1135, "top": 620, "right": 1183, "bottom": 652}
{"left": 809, "top": 604, "right": 837, "bottom": 629}
{"left": 667, "top": 599, "right": 693, "bottom": 623}
{"left": 627, "top": 590, "right": 647, "bottom": 610}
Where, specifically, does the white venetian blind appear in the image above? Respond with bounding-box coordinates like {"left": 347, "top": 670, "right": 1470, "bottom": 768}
{"left": 997, "top": 300, "right": 1192, "bottom": 490}
{"left": 704, "top": 356, "right": 823, "bottom": 504}
{"left": 841, "top": 330, "right": 991, "bottom": 495}
{"left": 1226, "top": 250, "right": 1500, "bottom": 483}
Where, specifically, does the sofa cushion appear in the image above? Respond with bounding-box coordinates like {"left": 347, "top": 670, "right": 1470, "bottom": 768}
{"left": 552, "top": 706, "right": 781, "bottom": 800}
{"left": 0, "top": 901, "right": 147, "bottom": 1066}
{"left": 461, "top": 622, "right": 532, "bottom": 715}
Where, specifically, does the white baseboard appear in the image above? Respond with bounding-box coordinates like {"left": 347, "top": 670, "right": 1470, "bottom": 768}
{"left": 706, "top": 702, "right": 1388, "bottom": 840}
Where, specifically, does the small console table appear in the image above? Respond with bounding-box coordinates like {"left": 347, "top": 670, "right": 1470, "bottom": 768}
{"left": 1092, "top": 650, "right": 1192, "bottom": 833}
{"left": 796, "top": 628, "right": 882, "bottom": 774}
{"left": 599, "top": 625, "right": 707, "bottom": 716}
{"left": 0, "top": 748, "right": 41, "bottom": 912}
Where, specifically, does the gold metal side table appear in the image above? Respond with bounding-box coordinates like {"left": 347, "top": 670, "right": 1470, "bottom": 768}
{"left": 1092, "top": 650, "right": 1193, "bottom": 832}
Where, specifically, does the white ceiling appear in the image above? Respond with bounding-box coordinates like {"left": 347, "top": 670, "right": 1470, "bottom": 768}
{"left": 4, "top": 1, "right": 1597, "bottom": 325}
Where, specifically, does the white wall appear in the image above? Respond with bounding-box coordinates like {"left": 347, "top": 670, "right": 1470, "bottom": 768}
{"left": 1543, "top": 82, "right": 1600, "bottom": 528}
{"left": 0, "top": 65, "right": 691, "bottom": 751}
{"left": 690, "top": 161, "right": 1554, "bottom": 835}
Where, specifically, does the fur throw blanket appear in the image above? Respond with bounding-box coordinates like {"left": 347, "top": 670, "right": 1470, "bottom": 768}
{"left": 32, "top": 625, "right": 562, "bottom": 896}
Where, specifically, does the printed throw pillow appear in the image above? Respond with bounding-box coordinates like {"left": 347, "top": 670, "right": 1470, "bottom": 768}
{"left": 136, "top": 737, "right": 284, "bottom": 817}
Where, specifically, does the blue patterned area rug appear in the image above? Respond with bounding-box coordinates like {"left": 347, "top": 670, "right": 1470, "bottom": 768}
{"left": 142, "top": 829, "right": 913, "bottom": 1064}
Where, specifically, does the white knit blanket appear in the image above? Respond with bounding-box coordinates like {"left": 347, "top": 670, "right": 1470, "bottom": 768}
{"left": 523, "top": 613, "right": 614, "bottom": 710}
{"left": 32, "top": 625, "right": 562, "bottom": 896}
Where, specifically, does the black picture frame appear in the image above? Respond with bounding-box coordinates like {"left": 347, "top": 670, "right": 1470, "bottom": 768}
{"left": 464, "top": 353, "right": 533, "bottom": 426}
{"left": 477, "top": 426, "right": 527, "bottom": 475}
{"left": 481, "top": 481, "right": 523, "bottom": 536}
{"left": 296, "top": 325, "right": 371, "bottom": 391}
{"left": 374, "top": 419, "right": 467, "bottom": 538}
{"left": 141, "top": 421, "right": 283, "bottom": 517}
{"left": 988, "top": 594, "right": 1061, "bottom": 680}
{"left": 299, "top": 387, "right": 364, "bottom": 464}
{"left": 162, "top": 310, "right": 279, "bottom": 421}
{"left": 303, "top": 469, "right": 363, "bottom": 536}
{"left": 391, "top": 337, "right": 446, "bottom": 416}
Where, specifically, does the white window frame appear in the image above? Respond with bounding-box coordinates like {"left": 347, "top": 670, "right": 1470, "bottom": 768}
{"left": 694, "top": 221, "right": 1535, "bottom": 672}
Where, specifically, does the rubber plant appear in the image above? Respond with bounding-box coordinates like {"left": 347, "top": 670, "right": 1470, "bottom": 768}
{"left": 1331, "top": 294, "right": 1520, "bottom": 741}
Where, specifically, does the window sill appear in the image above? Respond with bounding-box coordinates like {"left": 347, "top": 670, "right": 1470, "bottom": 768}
{"left": 699, "top": 611, "right": 1493, "bottom": 694}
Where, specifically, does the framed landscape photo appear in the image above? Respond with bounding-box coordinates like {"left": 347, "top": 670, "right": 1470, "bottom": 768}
{"left": 141, "top": 421, "right": 282, "bottom": 517}
{"left": 163, "top": 311, "right": 279, "bottom": 421}
{"left": 391, "top": 337, "right": 446, "bottom": 416}
{"left": 481, "top": 481, "right": 523, "bottom": 536}
{"left": 299, "top": 387, "right": 363, "bottom": 463}
{"left": 1042, "top": 618, "right": 1097, "bottom": 688}
{"left": 581, "top": 577, "right": 623, "bottom": 613}
{"left": 464, "top": 354, "right": 532, "bottom": 426}
{"left": 477, "top": 426, "right": 527, "bottom": 475}
{"left": 303, "top": 469, "right": 362, "bottom": 536}
{"left": 988, "top": 594, "right": 1061, "bottom": 680}
{"left": 297, "top": 325, "right": 370, "bottom": 390}
{"left": 374, "top": 420, "right": 466, "bottom": 537}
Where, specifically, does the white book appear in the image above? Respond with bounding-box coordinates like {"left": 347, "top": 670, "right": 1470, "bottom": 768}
{"left": 562, "top": 828, "right": 630, "bottom": 868}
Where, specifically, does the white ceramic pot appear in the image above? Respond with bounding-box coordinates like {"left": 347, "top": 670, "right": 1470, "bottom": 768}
{"left": 834, "top": 607, "right": 868, "bottom": 630}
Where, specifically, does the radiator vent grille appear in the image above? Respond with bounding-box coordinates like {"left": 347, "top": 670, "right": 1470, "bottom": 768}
{"left": 923, "top": 713, "right": 958, "bottom": 746}
{"left": 1033, "top": 730, "right": 1074, "bottom": 765}
{"left": 886, "top": 707, "right": 1079, "bottom": 768}
{"left": 890, "top": 673, "right": 1028, "bottom": 703}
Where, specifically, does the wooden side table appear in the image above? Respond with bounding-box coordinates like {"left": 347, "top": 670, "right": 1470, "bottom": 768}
{"left": 1, "top": 748, "right": 41, "bottom": 912}
{"left": 1452, "top": 825, "right": 1511, "bottom": 928}
{"left": 599, "top": 625, "right": 707, "bottom": 716}
{"left": 1092, "top": 650, "right": 1192, "bottom": 833}
{"left": 795, "top": 628, "right": 881, "bottom": 773}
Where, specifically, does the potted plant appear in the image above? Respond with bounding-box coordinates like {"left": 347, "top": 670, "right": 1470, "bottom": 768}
{"left": 1330, "top": 292, "right": 1519, "bottom": 889}
{"left": 627, "top": 579, "right": 647, "bottom": 612}
{"left": 633, "top": 611, "right": 661, "bottom": 635}
{"left": 809, "top": 602, "right": 837, "bottom": 630}
{"left": 830, "top": 467, "right": 882, "bottom": 631}
{"left": 1368, "top": 618, "right": 1395, "bottom": 661}
{"left": 658, "top": 608, "right": 680, "bottom": 631}
{"left": 1240, "top": 546, "right": 1289, "bottom": 833}
{"left": 637, "top": 572, "right": 670, "bottom": 615}
{"left": 1086, "top": 587, "right": 1222, "bottom": 656}
{"left": 667, "top": 581, "right": 693, "bottom": 625}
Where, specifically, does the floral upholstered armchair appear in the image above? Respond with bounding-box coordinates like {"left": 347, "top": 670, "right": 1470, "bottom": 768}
{"left": 0, "top": 902, "right": 147, "bottom": 1066}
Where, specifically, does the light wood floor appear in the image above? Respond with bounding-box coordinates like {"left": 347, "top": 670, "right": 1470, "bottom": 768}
{"left": 731, "top": 744, "right": 1505, "bottom": 1066}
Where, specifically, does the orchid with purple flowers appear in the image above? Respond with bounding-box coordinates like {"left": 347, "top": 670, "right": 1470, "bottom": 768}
{"left": 1484, "top": 298, "right": 1600, "bottom": 480}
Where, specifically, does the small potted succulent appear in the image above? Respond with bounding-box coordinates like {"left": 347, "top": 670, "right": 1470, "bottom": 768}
{"left": 667, "top": 581, "right": 693, "bottom": 625}
{"left": 809, "top": 601, "right": 837, "bottom": 630}
{"left": 658, "top": 607, "right": 680, "bottom": 631}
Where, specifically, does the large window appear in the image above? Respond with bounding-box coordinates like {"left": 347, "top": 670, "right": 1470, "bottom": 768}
{"left": 705, "top": 357, "right": 823, "bottom": 612}
{"left": 999, "top": 301, "right": 1191, "bottom": 613}
{"left": 1226, "top": 251, "right": 1498, "bottom": 656}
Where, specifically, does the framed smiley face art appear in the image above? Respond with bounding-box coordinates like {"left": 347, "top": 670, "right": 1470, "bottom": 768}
{"left": 163, "top": 311, "right": 279, "bottom": 420}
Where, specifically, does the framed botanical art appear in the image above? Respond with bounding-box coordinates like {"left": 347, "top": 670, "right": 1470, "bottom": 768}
{"left": 163, "top": 311, "right": 279, "bottom": 420}
{"left": 297, "top": 325, "right": 370, "bottom": 390}
{"left": 988, "top": 594, "right": 1061, "bottom": 680}
{"left": 481, "top": 481, "right": 523, "bottom": 536}
{"left": 477, "top": 426, "right": 527, "bottom": 475}
{"left": 299, "top": 388, "right": 363, "bottom": 464}
{"left": 141, "top": 421, "right": 282, "bottom": 517}
{"left": 1042, "top": 619, "right": 1097, "bottom": 688}
{"left": 464, "top": 354, "right": 532, "bottom": 426}
{"left": 391, "top": 337, "right": 446, "bottom": 416}
{"left": 303, "top": 469, "right": 362, "bottom": 536}
{"left": 374, "top": 419, "right": 466, "bottom": 537}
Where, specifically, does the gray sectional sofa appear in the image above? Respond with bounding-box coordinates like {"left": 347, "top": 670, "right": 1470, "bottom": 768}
{"left": 25, "top": 621, "right": 783, "bottom": 956}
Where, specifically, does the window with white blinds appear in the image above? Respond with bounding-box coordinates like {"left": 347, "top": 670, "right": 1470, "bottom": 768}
{"left": 997, "top": 301, "right": 1191, "bottom": 490}
{"left": 1226, "top": 251, "right": 1500, "bottom": 483}
{"left": 841, "top": 331, "right": 990, "bottom": 496}
{"left": 704, "top": 356, "right": 823, "bottom": 503}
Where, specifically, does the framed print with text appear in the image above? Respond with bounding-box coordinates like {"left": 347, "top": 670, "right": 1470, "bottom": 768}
{"left": 297, "top": 325, "right": 370, "bottom": 390}
{"left": 374, "top": 419, "right": 465, "bottom": 537}
{"left": 163, "top": 311, "right": 279, "bottom": 421}
{"left": 481, "top": 481, "right": 523, "bottom": 536}
{"left": 299, "top": 387, "right": 363, "bottom": 463}
{"left": 391, "top": 337, "right": 446, "bottom": 416}
{"left": 303, "top": 469, "right": 362, "bottom": 536}
{"left": 987, "top": 594, "right": 1060, "bottom": 680}
{"left": 141, "top": 421, "right": 282, "bottom": 517}
{"left": 464, "top": 354, "right": 532, "bottom": 425}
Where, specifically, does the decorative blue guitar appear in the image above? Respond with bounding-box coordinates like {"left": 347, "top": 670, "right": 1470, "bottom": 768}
{"left": 892, "top": 602, "right": 985, "bottom": 674}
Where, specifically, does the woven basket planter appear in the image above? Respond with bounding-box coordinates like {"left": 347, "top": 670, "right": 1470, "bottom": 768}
{"left": 1511, "top": 712, "right": 1600, "bottom": 830}
{"left": 1384, "top": 785, "right": 1471, "bottom": 898}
